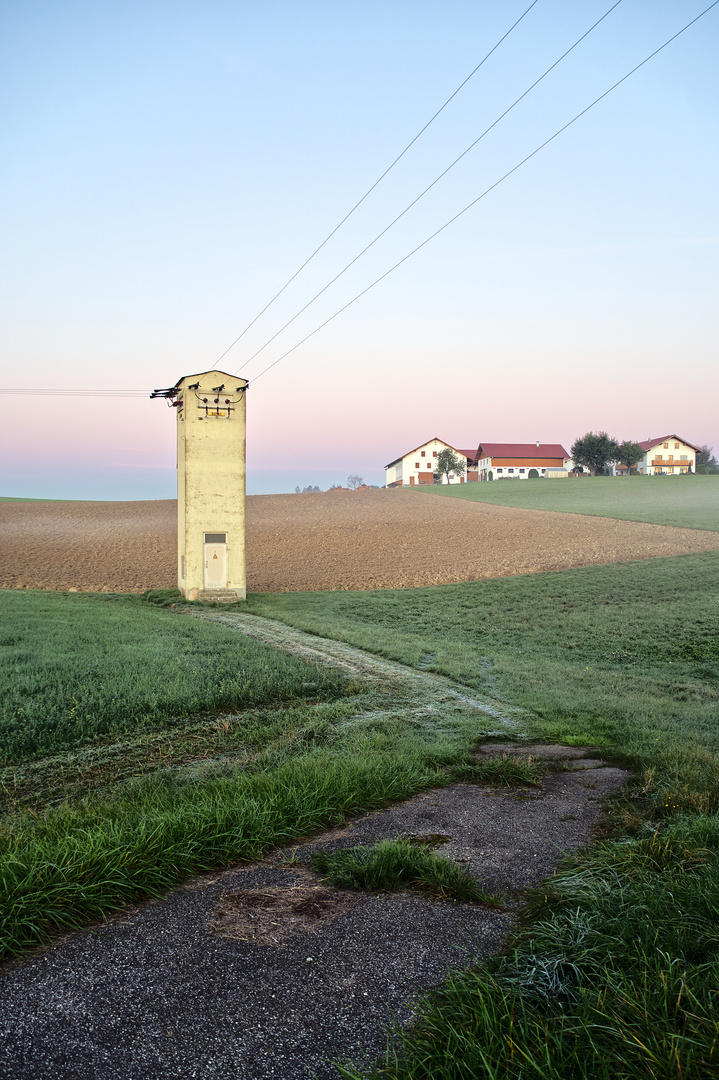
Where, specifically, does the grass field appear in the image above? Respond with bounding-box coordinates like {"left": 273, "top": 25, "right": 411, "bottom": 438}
{"left": 0, "top": 590, "right": 351, "bottom": 761}
{"left": 0, "top": 589, "right": 489, "bottom": 958}
{"left": 244, "top": 553, "right": 719, "bottom": 1078}
{"left": 2, "top": 545, "right": 719, "bottom": 1076}
{"left": 416, "top": 473, "right": 719, "bottom": 531}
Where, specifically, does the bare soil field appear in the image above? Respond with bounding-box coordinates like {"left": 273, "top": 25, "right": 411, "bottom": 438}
{"left": 2, "top": 488, "right": 719, "bottom": 594}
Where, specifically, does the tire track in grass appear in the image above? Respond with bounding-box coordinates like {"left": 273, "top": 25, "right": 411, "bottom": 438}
{"left": 190, "top": 609, "right": 526, "bottom": 732}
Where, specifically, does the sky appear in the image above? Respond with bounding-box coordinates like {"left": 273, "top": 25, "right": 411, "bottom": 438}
{"left": 2, "top": 0, "right": 718, "bottom": 498}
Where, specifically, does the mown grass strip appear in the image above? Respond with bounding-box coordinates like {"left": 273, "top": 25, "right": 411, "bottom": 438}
{"left": 245, "top": 550, "right": 719, "bottom": 815}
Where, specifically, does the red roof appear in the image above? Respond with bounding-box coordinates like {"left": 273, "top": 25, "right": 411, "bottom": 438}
{"left": 637, "top": 434, "right": 702, "bottom": 453}
{"left": 476, "top": 443, "right": 569, "bottom": 460}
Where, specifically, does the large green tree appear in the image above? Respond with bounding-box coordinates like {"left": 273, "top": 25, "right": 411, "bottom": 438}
{"left": 616, "top": 440, "right": 644, "bottom": 474}
{"left": 435, "top": 448, "right": 466, "bottom": 484}
{"left": 570, "top": 432, "right": 620, "bottom": 476}
{"left": 696, "top": 446, "right": 719, "bottom": 474}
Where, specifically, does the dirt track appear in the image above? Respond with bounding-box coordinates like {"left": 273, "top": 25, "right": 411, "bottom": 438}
{"left": 2, "top": 488, "right": 718, "bottom": 594}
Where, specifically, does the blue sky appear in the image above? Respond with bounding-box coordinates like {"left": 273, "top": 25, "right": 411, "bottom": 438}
{"left": 2, "top": 1, "right": 717, "bottom": 497}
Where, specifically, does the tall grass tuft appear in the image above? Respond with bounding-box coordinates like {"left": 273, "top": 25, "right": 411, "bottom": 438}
{"left": 337, "top": 817, "right": 719, "bottom": 1078}
{"left": 309, "top": 837, "right": 501, "bottom": 905}
{"left": 0, "top": 738, "right": 464, "bottom": 957}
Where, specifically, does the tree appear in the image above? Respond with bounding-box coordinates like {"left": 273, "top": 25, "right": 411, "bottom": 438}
{"left": 347, "top": 474, "right": 364, "bottom": 489}
{"left": 435, "top": 448, "right": 466, "bottom": 484}
{"left": 570, "top": 432, "right": 620, "bottom": 476}
{"left": 696, "top": 446, "right": 719, "bottom": 474}
{"left": 616, "top": 441, "right": 644, "bottom": 474}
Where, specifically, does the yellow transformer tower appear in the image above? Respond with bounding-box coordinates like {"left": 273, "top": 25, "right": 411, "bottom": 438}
{"left": 152, "top": 369, "right": 248, "bottom": 601}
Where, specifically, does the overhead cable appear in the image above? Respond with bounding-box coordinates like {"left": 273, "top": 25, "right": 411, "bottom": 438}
{"left": 234, "top": 0, "right": 624, "bottom": 375}
{"left": 250, "top": 0, "right": 719, "bottom": 384}
{"left": 0, "top": 389, "right": 149, "bottom": 397}
{"left": 214, "top": 0, "right": 542, "bottom": 367}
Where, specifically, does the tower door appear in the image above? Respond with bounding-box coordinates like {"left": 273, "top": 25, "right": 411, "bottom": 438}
{"left": 204, "top": 533, "right": 227, "bottom": 589}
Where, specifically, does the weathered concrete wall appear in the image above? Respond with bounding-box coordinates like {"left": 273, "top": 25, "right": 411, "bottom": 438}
{"left": 176, "top": 369, "right": 247, "bottom": 600}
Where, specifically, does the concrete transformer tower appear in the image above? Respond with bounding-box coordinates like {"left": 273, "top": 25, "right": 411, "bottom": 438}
{"left": 151, "top": 369, "right": 248, "bottom": 601}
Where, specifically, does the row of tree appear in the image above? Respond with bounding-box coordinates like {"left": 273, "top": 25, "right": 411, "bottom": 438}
{"left": 571, "top": 433, "right": 718, "bottom": 476}
{"left": 295, "top": 475, "right": 376, "bottom": 493}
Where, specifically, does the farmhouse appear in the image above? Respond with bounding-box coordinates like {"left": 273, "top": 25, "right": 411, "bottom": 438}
{"left": 385, "top": 438, "right": 472, "bottom": 487}
{"left": 475, "top": 442, "right": 570, "bottom": 481}
{"left": 630, "top": 435, "right": 700, "bottom": 476}
{"left": 385, "top": 439, "right": 571, "bottom": 486}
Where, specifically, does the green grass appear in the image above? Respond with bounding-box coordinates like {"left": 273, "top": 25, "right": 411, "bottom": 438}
{"left": 338, "top": 820, "right": 719, "bottom": 1079}
{"left": 0, "top": 590, "right": 352, "bottom": 762}
{"left": 0, "top": 589, "right": 491, "bottom": 957}
{"left": 415, "top": 474, "right": 719, "bottom": 531}
{"left": 245, "top": 551, "right": 719, "bottom": 813}
{"left": 0, "top": 726, "right": 473, "bottom": 957}
{"left": 3, "top": 556, "right": 719, "bottom": 1075}
{"left": 242, "top": 557, "right": 719, "bottom": 1079}
{"left": 309, "top": 837, "right": 501, "bottom": 905}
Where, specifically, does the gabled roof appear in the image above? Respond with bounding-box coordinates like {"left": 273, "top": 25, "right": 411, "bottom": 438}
{"left": 476, "top": 442, "right": 570, "bottom": 460}
{"left": 457, "top": 448, "right": 479, "bottom": 463}
{"left": 637, "top": 434, "right": 702, "bottom": 453}
{"left": 384, "top": 437, "right": 465, "bottom": 470}
{"left": 150, "top": 369, "right": 248, "bottom": 399}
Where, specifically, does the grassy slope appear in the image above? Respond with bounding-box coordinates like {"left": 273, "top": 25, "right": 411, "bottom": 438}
{"left": 415, "top": 474, "right": 719, "bottom": 531}
{"left": 0, "top": 590, "right": 489, "bottom": 957}
{"left": 3, "top": 550, "right": 719, "bottom": 1074}
{"left": 0, "top": 590, "right": 350, "bottom": 762}
{"left": 246, "top": 551, "right": 719, "bottom": 795}
{"left": 244, "top": 556, "right": 719, "bottom": 1078}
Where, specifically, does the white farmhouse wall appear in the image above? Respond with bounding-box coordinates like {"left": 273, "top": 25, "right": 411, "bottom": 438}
{"left": 639, "top": 438, "right": 696, "bottom": 476}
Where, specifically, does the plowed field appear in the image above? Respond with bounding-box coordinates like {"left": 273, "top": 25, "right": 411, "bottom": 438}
{"left": 2, "top": 488, "right": 718, "bottom": 594}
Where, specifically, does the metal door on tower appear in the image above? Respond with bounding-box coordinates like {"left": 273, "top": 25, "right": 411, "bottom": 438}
{"left": 203, "top": 532, "right": 227, "bottom": 589}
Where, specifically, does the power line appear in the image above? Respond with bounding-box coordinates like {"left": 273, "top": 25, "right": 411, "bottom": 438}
{"left": 234, "top": 0, "right": 623, "bottom": 375}
{"left": 0, "top": 389, "right": 149, "bottom": 397}
{"left": 250, "top": 0, "right": 719, "bottom": 385}
{"left": 213, "top": 0, "right": 542, "bottom": 367}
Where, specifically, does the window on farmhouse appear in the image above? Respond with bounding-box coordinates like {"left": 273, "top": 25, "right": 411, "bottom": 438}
{"left": 674, "top": 442, "right": 679, "bottom": 449}
{"left": 496, "top": 468, "right": 503, "bottom": 473}
{"left": 415, "top": 463, "right": 420, "bottom": 469}
{"left": 433, "top": 451, "right": 438, "bottom": 457}
{"left": 663, "top": 442, "right": 669, "bottom": 449}
{"left": 421, "top": 451, "right": 426, "bottom": 457}
{"left": 427, "top": 463, "right": 432, "bottom": 469}
{"left": 519, "top": 468, "right": 525, "bottom": 473}
{"left": 508, "top": 468, "right": 515, "bottom": 473}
